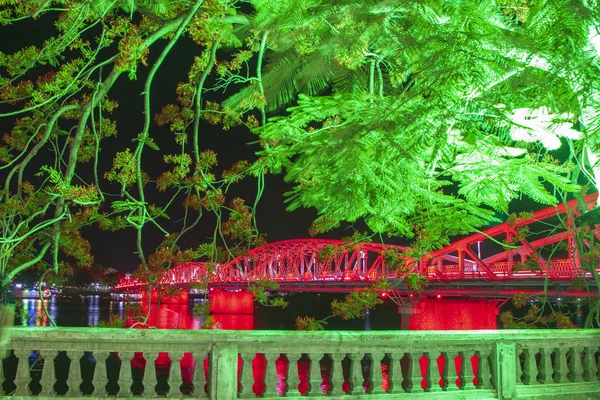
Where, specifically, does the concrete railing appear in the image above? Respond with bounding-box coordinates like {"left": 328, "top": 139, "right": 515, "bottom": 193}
{"left": 2, "top": 327, "right": 599, "bottom": 399}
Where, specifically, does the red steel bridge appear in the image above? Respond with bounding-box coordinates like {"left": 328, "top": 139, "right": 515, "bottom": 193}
{"left": 115, "top": 194, "right": 599, "bottom": 297}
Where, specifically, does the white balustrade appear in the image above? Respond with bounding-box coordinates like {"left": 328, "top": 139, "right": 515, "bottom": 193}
{"left": 1, "top": 327, "right": 598, "bottom": 398}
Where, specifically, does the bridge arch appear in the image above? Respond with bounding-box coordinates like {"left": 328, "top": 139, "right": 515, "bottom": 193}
{"left": 115, "top": 194, "right": 599, "bottom": 290}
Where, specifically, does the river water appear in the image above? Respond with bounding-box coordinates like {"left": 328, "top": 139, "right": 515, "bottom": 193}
{"left": 14, "top": 293, "right": 402, "bottom": 330}
{"left": 14, "top": 292, "right": 587, "bottom": 330}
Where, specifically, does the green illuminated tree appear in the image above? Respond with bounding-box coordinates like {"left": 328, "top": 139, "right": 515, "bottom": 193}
{"left": 231, "top": 0, "right": 600, "bottom": 326}
{"left": 0, "top": 1, "right": 264, "bottom": 324}
{"left": 238, "top": 0, "right": 600, "bottom": 249}
{"left": 0, "top": 0, "right": 599, "bottom": 327}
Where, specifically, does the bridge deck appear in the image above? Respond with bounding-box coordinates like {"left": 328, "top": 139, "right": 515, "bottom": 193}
{"left": 115, "top": 194, "right": 600, "bottom": 297}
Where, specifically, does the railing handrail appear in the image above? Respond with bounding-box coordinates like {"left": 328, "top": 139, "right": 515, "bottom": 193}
{"left": 9, "top": 326, "right": 600, "bottom": 348}
{"left": 4, "top": 327, "right": 600, "bottom": 399}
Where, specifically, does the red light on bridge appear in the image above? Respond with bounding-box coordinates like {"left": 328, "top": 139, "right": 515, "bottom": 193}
{"left": 437, "top": 294, "right": 442, "bottom": 299}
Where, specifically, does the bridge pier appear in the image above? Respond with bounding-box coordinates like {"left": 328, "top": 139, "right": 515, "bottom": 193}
{"left": 403, "top": 298, "right": 498, "bottom": 330}
{"left": 141, "top": 288, "right": 189, "bottom": 304}
{"left": 209, "top": 289, "right": 254, "bottom": 314}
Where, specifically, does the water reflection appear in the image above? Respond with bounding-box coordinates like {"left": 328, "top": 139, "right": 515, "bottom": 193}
{"left": 14, "top": 297, "right": 257, "bottom": 329}
{"left": 212, "top": 313, "right": 254, "bottom": 330}
{"left": 19, "top": 299, "right": 57, "bottom": 326}
{"left": 364, "top": 308, "right": 371, "bottom": 331}
{"left": 132, "top": 303, "right": 203, "bottom": 329}
{"left": 87, "top": 295, "right": 100, "bottom": 327}
{"left": 17, "top": 294, "right": 402, "bottom": 329}
{"left": 12, "top": 294, "right": 588, "bottom": 331}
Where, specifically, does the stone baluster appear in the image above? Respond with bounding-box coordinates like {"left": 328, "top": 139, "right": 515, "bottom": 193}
{"left": 192, "top": 352, "right": 208, "bottom": 398}
{"left": 425, "top": 351, "right": 442, "bottom": 392}
{"left": 307, "top": 352, "right": 324, "bottom": 396}
{"left": 553, "top": 347, "right": 569, "bottom": 383}
{"left": 476, "top": 349, "right": 493, "bottom": 389}
{"left": 538, "top": 348, "right": 553, "bottom": 384}
{"left": 362, "top": 354, "right": 373, "bottom": 394}
{"left": 145, "top": 353, "right": 158, "bottom": 397}
{"left": 40, "top": 350, "right": 57, "bottom": 396}
{"left": 521, "top": 348, "right": 537, "bottom": 385}
{"left": 118, "top": 352, "right": 135, "bottom": 397}
{"left": 460, "top": 350, "right": 476, "bottom": 390}
{"left": 442, "top": 351, "right": 459, "bottom": 391}
{"left": 286, "top": 353, "right": 301, "bottom": 396}
{"left": 263, "top": 353, "right": 279, "bottom": 397}
{"left": 386, "top": 352, "right": 403, "bottom": 394}
{"left": 568, "top": 347, "right": 584, "bottom": 382}
{"left": 167, "top": 352, "right": 184, "bottom": 397}
{"left": 407, "top": 351, "right": 424, "bottom": 392}
{"left": 238, "top": 353, "right": 254, "bottom": 398}
{"left": 370, "top": 352, "right": 385, "bottom": 394}
{"left": 13, "top": 349, "right": 31, "bottom": 396}
{"left": 583, "top": 347, "right": 599, "bottom": 382}
{"left": 329, "top": 353, "right": 345, "bottom": 396}
{"left": 0, "top": 353, "right": 4, "bottom": 395}
{"left": 515, "top": 348, "right": 524, "bottom": 385}
{"left": 346, "top": 353, "right": 363, "bottom": 395}
{"left": 66, "top": 350, "right": 82, "bottom": 397}
{"left": 91, "top": 351, "right": 109, "bottom": 397}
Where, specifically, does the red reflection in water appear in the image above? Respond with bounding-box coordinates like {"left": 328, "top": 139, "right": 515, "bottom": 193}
{"left": 126, "top": 303, "right": 201, "bottom": 329}
{"left": 126, "top": 304, "right": 255, "bottom": 330}
{"left": 409, "top": 299, "right": 497, "bottom": 330}
{"left": 212, "top": 313, "right": 254, "bottom": 330}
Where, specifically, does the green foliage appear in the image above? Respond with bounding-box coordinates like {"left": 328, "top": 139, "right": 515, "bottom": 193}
{"left": 13, "top": 301, "right": 23, "bottom": 319}
{"left": 511, "top": 292, "right": 531, "bottom": 308}
{"left": 193, "top": 300, "right": 216, "bottom": 329}
{"left": 570, "top": 276, "right": 587, "bottom": 291}
{"left": 501, "top": 306, "right": 578, "bottom": 329}
{"left": 403, "top": 273, "right": 429, "bottom": 294}
{"left": 295, "top": 316, "right": 327, "bottom": 331}
{"left": 96, "top": 314, "right": 125, "bottom": 328}
{"left": 105, "top": 149, "right": 138, "bottom": 187}
{"left": 380, "top": 248, "right": 411, "bottom": 273}
{"left": 575, "top": 206, "right": 600, "bottom": 226}
{"left": 201, "top": 315, "right": 215, "bottom": 329}
{"left": 331, "top": 290, "right": 383, "bottom": 320}
{"left": 512, "top": 258, "right": 541, "bottom": 272}
{"left": 581, "top": 244, "right": 600, "bottom": 271}
{"left": 248, "top": 280, "right": 288, "bottom": 308}
{"left": 37, "top": 166, "right": 100, "bottom": 204}
{"left": 506, "top": 211, "right": 535, "bottom": 227}
{"left": 372, "top": 277, "right": 393, "bottom": 293}
{"left": 246, "top": 0, "right": 598, "bottom": 254}
{"left": 316, "top": 244, "right": 340, "bottom": 262}
{"left": 340, "top": 231, "right": 372, "bottom": 244}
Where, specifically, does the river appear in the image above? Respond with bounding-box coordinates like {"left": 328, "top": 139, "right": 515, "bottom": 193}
{"left": 15, "top": 293, "right": 585, "bottom": 330}
{"left": 14, "top": 293, "right": 403, "bottom": 330}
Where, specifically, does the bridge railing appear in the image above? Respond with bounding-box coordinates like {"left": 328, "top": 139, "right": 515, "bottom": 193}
{"left": 3, "top": 327, "right": 599, "bottom": 399}
{"left": 425, "top": 259, "right": 593, "bottom": 281}
{"left": 115, "top": 257, "right": 597, "bottom": 290}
